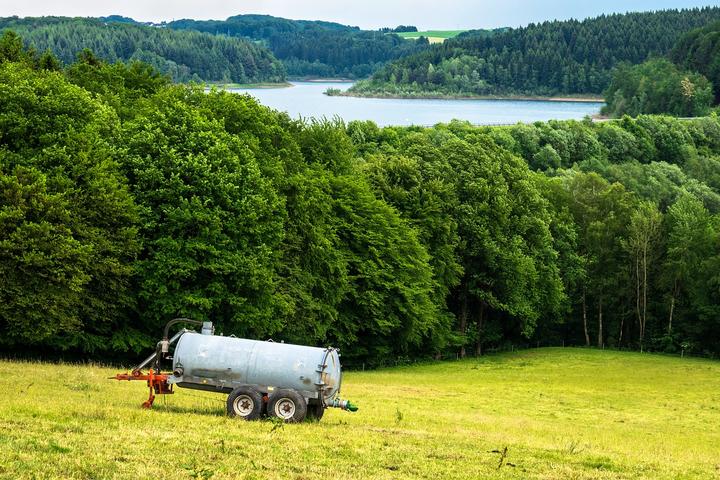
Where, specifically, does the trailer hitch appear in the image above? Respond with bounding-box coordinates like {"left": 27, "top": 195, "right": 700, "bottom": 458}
{"left": 113, "top": 318, "right": 202, "bottom": 408}
{"left": 113, "top": 369, "right": 173, "bottom": 408}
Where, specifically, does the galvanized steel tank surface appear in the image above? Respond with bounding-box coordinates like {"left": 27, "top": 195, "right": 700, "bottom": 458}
{"left": 169, "top": 332, "right": 342, "bottom": 399}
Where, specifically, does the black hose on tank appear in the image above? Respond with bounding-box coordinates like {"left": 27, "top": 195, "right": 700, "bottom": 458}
{"left": 163, "top": 318, "right": 203, "bottom": 341}
{"left": 152, "top": 318, "right": 204, "bottom": 371}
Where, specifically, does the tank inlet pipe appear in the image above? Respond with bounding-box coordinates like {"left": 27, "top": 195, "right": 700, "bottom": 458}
{"left": 162, "top": 318, "right": 205, "bottom": 349}
{"left": 152, "top": 318, "right": 206, "bottom": 372}
{"left": 132, "top": 328, "right": 191, "bottom": 374}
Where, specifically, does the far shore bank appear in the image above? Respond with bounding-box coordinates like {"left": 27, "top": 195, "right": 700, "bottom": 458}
{"left": 332, "top": 90, "right": 605, "bottom": 103}
{"left": 291, "top": 77, "right": 355, "bottom": 83}
{"left": 206, "top": 81, "right": 293, "bottom": 90}
{"left": 205, "top": 78, "right": 356, "bottom": 90}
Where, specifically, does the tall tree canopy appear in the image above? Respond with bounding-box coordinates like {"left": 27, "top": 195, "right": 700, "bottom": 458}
{"left": 671, "top": 20, "right": 720, "bottom": 103}
{"left": 602, "top": 59, "right": 713, "bottom": 118}
{"left": 0, "top": 62, "right": 140, "bottom": 352}
{"left": 3, "top": 34, "right": 720, "bottom": 364}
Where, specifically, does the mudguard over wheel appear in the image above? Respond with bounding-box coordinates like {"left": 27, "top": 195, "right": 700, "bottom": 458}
{"left": 226, "top": 386, "right": 263, "bottom": 420}
{"left": 306, "top": 402, "right": 325, "bottom": 422}
{"left": 268, "top": 389, "right": 307, "bottom": 423}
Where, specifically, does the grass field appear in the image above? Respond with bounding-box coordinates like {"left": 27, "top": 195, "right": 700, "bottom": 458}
{"left": 1, "top": 348, "right": 719, "bottom": 479}
{"left": 396, "top": 30, "right": 467, "bottom": 43}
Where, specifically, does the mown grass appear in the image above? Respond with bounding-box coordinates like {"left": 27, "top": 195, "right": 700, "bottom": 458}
{"left": 1, "top": 348, "right": 719, "bottom": 479}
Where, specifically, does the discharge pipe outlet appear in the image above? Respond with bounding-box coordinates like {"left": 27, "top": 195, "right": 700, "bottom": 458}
{"left": 328, "top": 398, "right": 358, "bottom": 412}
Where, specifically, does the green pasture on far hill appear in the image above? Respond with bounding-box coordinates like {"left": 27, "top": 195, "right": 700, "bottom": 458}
{"left": 396, "top": 30, "right": 467, "bottom": 43}
{"left": 1, "top": 348, "right": 719, "bottom": 479}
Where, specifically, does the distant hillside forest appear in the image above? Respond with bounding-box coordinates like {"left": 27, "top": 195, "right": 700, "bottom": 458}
{"left": 349, "top": 7, "right": 720, "bottom": 98}
{"left": 602, "top": 21, "right": 720, "bottom": 118}
{"left": 0, "top": 16, "right": 286, "bottom": 83}
{"left": 2, "top": 33, "right": 720, "bottom": 364}
{"left": 165, "top": 15, "right": 431, "bottom": 78}
{"left": 671, "top": 20, "right": 720, "bottom": 104}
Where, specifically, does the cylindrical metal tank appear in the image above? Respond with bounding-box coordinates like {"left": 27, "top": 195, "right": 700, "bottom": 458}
{"left": 169, "top": 332, "right": 342, "bottom": 401}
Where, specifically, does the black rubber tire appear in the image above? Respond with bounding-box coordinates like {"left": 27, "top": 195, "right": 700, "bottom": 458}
{"left": 306, "top": 402, "right": 325, "bottom": 422}
{"left": 226, "top": 386, "right": 263, "bottom": 420}
{"left": 267, "top": 389, "right": 307, "bottom": 423}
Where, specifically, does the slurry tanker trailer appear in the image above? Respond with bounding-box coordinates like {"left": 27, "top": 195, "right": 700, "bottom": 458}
{"left": 114, "top": 318, "right": 357, "bottom": 422}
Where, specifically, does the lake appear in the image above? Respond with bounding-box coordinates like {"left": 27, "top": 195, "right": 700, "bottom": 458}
{"left": 224, "top": 81, "right": 604, "bottom": 127}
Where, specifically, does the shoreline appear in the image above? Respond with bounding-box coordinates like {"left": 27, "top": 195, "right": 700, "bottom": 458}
{"left": 206, "top": 81, "right": 293, "bottom": 90}
{"left": 292, "top": 77, "right": 355, "bottom": 83}
{"left": 334, "top": 90, "right": 604, "bottom": 103}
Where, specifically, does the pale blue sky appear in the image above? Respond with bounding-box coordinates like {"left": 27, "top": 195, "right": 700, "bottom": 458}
{"left": 0, "top": 0, "right": 718, "bottom": 29}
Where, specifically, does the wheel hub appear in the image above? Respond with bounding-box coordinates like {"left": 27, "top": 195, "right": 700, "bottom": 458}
{"left": 275, "top": 398, "right": 296, "bottom": 418}
{"left": 233, "top": 395, "right": 254, "bottom": 416}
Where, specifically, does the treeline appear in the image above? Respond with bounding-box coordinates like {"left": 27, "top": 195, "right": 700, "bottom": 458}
{"left": 0, "top": 35, "right": 436, "bottom": 362}
{"left": 671, "top": 21, "right": 720, "bottom": 103}
{"left": 603, "top": 59, "right": 714, "bottom": 118}
{"left": 166, "top": 15, "right": 429, "bottom": 78}
{"left": 349, "top": 7, "right": 720, "bottom": 98}
{"left": 379, "top": 26, "right": 419, "bottom": 33}
{"left": 348, "top": 115, "right": 720, "bottom": 360}
{"left": 0, "top": 17, "right": 285, "bottom": 83}
{"left": 603, "top": 21, "right": 720, "bottom": 118}
{"left": 2, "top": 35, "right": 720, "bottom": 365}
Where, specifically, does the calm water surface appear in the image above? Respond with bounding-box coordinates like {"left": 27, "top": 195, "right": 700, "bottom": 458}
{"left": 226, "top": 81, "right": 603, "bottom": 127}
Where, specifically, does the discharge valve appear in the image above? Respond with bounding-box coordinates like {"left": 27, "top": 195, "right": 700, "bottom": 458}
{"left": 328, "top": 398, "right": 359, "bottom": 412}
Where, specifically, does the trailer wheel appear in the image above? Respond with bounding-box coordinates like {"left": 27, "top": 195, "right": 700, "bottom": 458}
{"left": 306, "top": 403, "right": 325, "bottom": 422}
{"left": 227, "top": 387, "right": 263, "bottom": 420}
{"left": 268, "top": 389, "right": 307, "bottom": 423}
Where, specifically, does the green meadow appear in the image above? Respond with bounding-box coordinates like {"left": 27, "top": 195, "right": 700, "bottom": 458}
{"left": 396, "top": 30, "right": 467, "bottom": 43}
{"left": 1, "top": 348, "right": 719, "bottom": 479}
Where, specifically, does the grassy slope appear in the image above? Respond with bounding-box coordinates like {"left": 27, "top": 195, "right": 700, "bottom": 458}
{"left": 1, "top": 348, "right": 719, "bottom": 479}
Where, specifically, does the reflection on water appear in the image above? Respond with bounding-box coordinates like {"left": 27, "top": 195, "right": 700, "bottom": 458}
{"left": 223, "top": 82, "right": 604, "bottom": 127}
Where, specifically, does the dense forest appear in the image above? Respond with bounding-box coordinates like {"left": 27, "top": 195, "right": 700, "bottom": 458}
{"left": 602, "top": 59, "right": 714, "bottom": 118}
{"left": 671, "top": 21, "right": 720, "bottom": 103}
{"left": 349, "top": 7, "right": 720, "bottom": 98}
{"left": 602, "top": 20, "right": 720, "bottom": 118}
{"left": 2, "top": 32, "right": 720, "bottom": 366}
{"left": 166, "top": 15, "right": 430, "bottom": 78}
{"left": 0, "top": 16, "right": 286, "bottom": 83}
